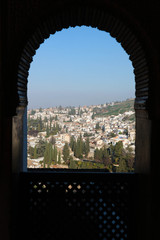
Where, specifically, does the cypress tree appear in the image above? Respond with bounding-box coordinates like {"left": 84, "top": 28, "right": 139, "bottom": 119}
{"left": 39, "top": 116, "right": 43, "bottom": 130}
{"left": 43, "top": 143, "right": 49, "bottom": 167}
{"left": 58, "top": 152, "right": 61, "bottom": 164}
{"left": 38, "top": 123, "right": 41, "bottom": 132}
{"left": 102, "top": 147, "right": 111, "bottom": 166}
{"left": 117, "top": 159, "right": 128, "bottom": 172}
{"left": 43, "top": 143, "right": 53, "bottom": 168}
{"left": 53, "top": 145, "right": 57, "bottom": 163}
{"left": 75, "top": 135, "right": 83, "bottom": 159}
{"left": 63, "top": 143, "right": 70, "bottom": 163}
{"left": 85, "top": 138, "right": 90, "bottom": 157}
{"left": 46, "top": 124, "right": 50, "bottom": 137}
{"left": 70, "top": 136, "right": 75, "bottom": 151}
{"left": 33, "top": 146, "right": 37, "bottom": 159}
{"left": 49, "top": 143, "right": 54, "bottom": 167}
{"left": 82, "top": 141, "right": 86, "bottom": 155}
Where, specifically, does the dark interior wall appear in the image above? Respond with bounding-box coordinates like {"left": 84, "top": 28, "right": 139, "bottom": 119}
{"left": 0, "top": 1, "right": 12, "bottom": 239}
{"left": 0, "top": 0, "right": 160, "bottom": 240}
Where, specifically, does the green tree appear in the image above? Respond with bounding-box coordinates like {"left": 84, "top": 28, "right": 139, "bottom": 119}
{"left": 94, "top": 148, "right": 103, "bottom": 161}
{"left": 79, "top": 134, "right": 83, "bottom": 157}
{"left": 33, "top": 146, "right": 37, "bottom": 159}
{"left": 85, "top": 137, "right": 90, "bottom": 157}
{"left": 117, "top": 159, "right": 128, "bottom": 172}
{"left": 31, "top": 109, "right": 36, "bottom": 115}
{"left": 58, "top": 151, "right": 61, "bottom": 164}
{"left": 39, "top": 116, "right": 43, "bottom": 131}
{"left": 58, "top": 105, "right": 62, "bottom": 111}
{"left": 49, "top": 143, "right": 54, "bottom": 166}
{"left": 94, "top": 148, "right": 99, "bottom": 160}
{"left": 95, "top": 122, "right": 100, "bottom": 130}
{"left": 46, "top": 124, "right": 50, "bottom": 137}
{"left": 43, "top": 143, "right": 49, "bottom": 167}
{"left": 69, "top": 108, "right": 76, "bottom": 115}
{"left": 53, "top": 145, "right": 57, "bottom": 163}
{"left": 82, "top": 141, "right": 86, "bottom": 155}
{"left": 70, "top": 136, "right": 90, "bottom": 160}
{"left": 75, "top": 135, "right": 83, "bottom": 159}
{"left": 69, "top": 158, "right": 77, "bottom": 169}
{"left": 125, "top": 146, "right": 135, "bottom": 171}
{"left": 102, "top": 147, "right": 111, "bottom": 167}
{"left": 37, "top": 123, "right": 41, "bottom": 132}
{"left": 70, "top": 136, "right": 77, "bottom": 154}
{"left": 49, "top": 115, "right": 52, "bottom": 130}
{"left": 51, "top": 123, "right": 61, "bottom": 135}
{"left": 70, "top": 136, "right": 75, "bottom": 151}
{"left": 50, "top": 136, "right": 56, "bottom": 145}
{"left": 102, "top": 125, "right": 105, "bottom": 132}
{"left": 43, "top": 143, "right": 53, "bottom": 168}
{"left": 113, "top": 141, "right": 124, "bottom": 162}
{"left": 63, "top": 143, "right": 70, "bottom": 163}
{"left": 28, "top": 146, "right": 34, "bottom": 158}
{"left": 36, "top": 138, "right": 46, "bottom": 157}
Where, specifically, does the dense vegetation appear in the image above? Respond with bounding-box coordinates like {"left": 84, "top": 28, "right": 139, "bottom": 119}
{"left": 68, "top": 141, "right": 135, "bottom": 172}
{"left": 94, "top": 99, "right": 134, "bottom": 117}
{"left": 28, "top": 133, "right": 135, "bottom": 171}
{"left": 70, "top": 135, "right": 90, "bottom": 159}
{"left": 28, "top": 115, "right": 61, "bottom": 137}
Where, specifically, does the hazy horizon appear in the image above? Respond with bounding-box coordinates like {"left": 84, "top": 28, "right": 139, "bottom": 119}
{"left": 27, "top": 98, "right": 135, "bottom": 110}
{"left": 28, "top": 26, "right": 135, "bottom": 109}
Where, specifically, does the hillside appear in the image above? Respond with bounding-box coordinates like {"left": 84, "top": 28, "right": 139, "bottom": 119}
{"left": 94, "top": 99, "right": 135, "bottom": 117}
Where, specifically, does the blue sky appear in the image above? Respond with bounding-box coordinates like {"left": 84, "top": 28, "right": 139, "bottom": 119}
{"left": 28, "top": 26, "right": 135, "bottom": 109}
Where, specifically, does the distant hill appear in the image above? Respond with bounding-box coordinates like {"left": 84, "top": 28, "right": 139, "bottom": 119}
{"left": 94, "top": 99, "right": 135, "bottom": 117}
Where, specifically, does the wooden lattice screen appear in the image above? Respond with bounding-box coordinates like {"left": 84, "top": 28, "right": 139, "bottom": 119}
{"left": 19, "top": 172, "right": 136, "bottom": 240}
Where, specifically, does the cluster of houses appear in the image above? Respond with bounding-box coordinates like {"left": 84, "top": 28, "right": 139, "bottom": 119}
{"left": 27, "top": 104, "right": 135, "bottom": 168}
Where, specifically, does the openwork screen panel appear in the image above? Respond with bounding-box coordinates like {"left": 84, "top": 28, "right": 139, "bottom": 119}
{"left": 19, "top": 172, "right": 136, "bottom": 240}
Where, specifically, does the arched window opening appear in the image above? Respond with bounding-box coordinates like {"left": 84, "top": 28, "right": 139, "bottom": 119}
{"left": 27, "top": 26, "right": 135, "bottom": 172}
{"left": 9, "top": 5, "right": 153, "bottom": 240}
